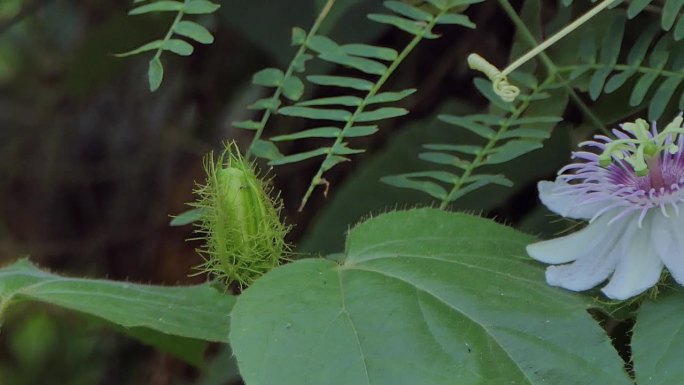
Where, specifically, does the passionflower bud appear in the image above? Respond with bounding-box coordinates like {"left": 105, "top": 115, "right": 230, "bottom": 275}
{"left": 192, "top": 143, "right": 289, "bottom": 288}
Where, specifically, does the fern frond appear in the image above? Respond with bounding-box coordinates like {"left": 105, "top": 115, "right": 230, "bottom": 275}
{"left": 382, "top": 75, "right": 562, "bottom": 208}
{"left": 260, "top": 0, "right": 482, "bottom": 211}
{"left": 564, "top": 0, "right": 684, "bottom": 39}
{"left": 118, "top": 0, "right": 220, "bottom": 91}
{"left": 560, "top": 13, "right": 684, "bottom": 120}
{"left": 236, "top": 2, "right": 335, "bottom": 162}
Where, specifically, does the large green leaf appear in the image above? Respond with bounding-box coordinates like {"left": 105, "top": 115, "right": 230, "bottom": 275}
{"left": 0, "top": 259, "right": 233, "bottom": 343}
{"left": 632, "top": 292, "right": 684, "bottom": 385}
{"left": 231, "top": 209, "right": 631, "bottom": 385}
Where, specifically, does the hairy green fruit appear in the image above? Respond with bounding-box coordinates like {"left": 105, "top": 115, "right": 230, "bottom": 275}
{"left": 192, "top": 144, "right": 289, "bottom": 288}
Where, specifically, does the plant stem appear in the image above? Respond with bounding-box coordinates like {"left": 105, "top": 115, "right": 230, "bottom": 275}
{"left": 298, "top": 11, "right": 444, "bottom": 211}
{"left": 500, "top": 0, "right": 618, "bottom": 77}
{"left": 497, "top": 0, "right": 609, "bottom": 134}
{"left": 152, "top": 4, "right": 186, "bottom": 64}
{"left": 438, "top": 79, "right": 547, "bottom": 209}
{"left": 245, "top": 0, "right": 336, "bottom": 161}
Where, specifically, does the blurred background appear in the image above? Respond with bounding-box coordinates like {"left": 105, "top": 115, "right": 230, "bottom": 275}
{"left": 0, "top": 0, "right": 575, "bottom": 384}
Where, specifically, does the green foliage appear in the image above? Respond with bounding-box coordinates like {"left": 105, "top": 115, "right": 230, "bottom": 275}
{"left": 632, "top": 292, "right": 684, "bottom": 385}
{"left": 383, "top": 75, "right": 562, "bottom": 208}
{"left": 237, "top": 0, "right": 482, "bottom": 210}
{"left": 0, "top": 259, "right": 234, "bottom": 342}
{"left": 231, "top": 209, "right": 632, "bottom": 385}
{"left": 565, "top": 0, "right": 684, "bottom": 40}
{"left": 562, "top": 12, "right": 684, "bottom": 120}
{"left": 118, "top": 0, "right": 220, "bottom": 91}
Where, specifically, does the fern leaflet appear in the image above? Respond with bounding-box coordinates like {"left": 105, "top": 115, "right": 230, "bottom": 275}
{"left": 266, "top": 0, "right": 482, "bottom": 211}
{"left": 383, "top": 74, "right": 562, "bottom": 208}
{"left": 559, "top": 13, "right": 684, "bottom": 120}
{"left": 118, "top": 0, "right": 220, "bottom": 91}
{"left": 565, "top": 0, "right": 684, "bottom": 40}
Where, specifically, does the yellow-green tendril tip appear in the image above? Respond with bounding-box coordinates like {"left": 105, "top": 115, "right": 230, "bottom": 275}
{"left": 467, "top": 53, "right": 520, "bottom": 103}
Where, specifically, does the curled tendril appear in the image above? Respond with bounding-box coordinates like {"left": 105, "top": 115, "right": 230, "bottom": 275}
{"left": 467, "top": 53, "right": 520, "bottom": 103}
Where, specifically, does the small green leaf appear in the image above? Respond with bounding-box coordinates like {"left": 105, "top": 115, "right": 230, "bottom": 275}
{"left": 507, "top": 116, "right": 562, "bottom": 125}
{"left": 307, "top": 75, "right": 374, "bottom": 91}
{"left": 427, "top": 0, "right": 485, "bottom": 10}
{"left": 169, "top": 207, "right": 206, "bottom": 226}
{"left": 425, "top": 0, "right": 449, "bottom": 9}
{"left": 465, "top": 173, "right": 513, "bottom": 187}
{"left": 130, "top": 1, "right": 184, "bottom": 15}
{"left": 148, "top": 57, "right": 164, "bottom": 91}
{"left": 368, "top": 14, "right": 439, "bottom": 38}
{"left": 291, "top": 27, "right": 306, "bottom": 45}
{"left": 297, "top": 96, "right": 362, "bottom": 107}
{"left": 435, "top": 13, "right": 475, "bottom": 28}
{"left": 630, "top": 72, "right": 659, "bottom": 106}
{"left": 271, "top": 127, "right": 342, "bottom": 141}
{"left": 627, "top": 24, "right": 659, "bottom": 66}
{"left": 164, "top": 39, "right": 194, "bottom": 56}
{"left": 423, "top": 143, "right": 481, "bottom": 155}
{"left": 321, "top": 155, "right": 349, "bottom": 171}
{"left": 384, "top": 1, "right": 432, "bottom": 21}
{"left": 268, "top": 148, "right": 329, "bottom": 166}
{"left": 307, "top": 35, "right": 340, "bottom": 54}
{"left": 345, "top": 125, "right": 378, "bottom": 137}
{"left": 356, "top": 107, "right": 408, "bottom": 122}
{"left": 485, "top": 140, "right": 543, "bottom": 164}
{"left": 115, "top": 40, "right": 164, "bottom": 57}
{"left": 627, "top": 0, "right": 651, "bottom": 18}
{"left": 252, "top": 68, "right": 284, "bottom": 87}
{"left": 332, "top": 142, "right": 365, "bottom": 155}
{"left": 419, "top": 151, "right": 465, "bottom": 166}
{"left": 278, "top": 106, "right": 352, "bottom": 121}
{"left": 367, "top": 89, "right": 416, "bottom": 104}
{"left": 392, "top": 170, "right": 459, "bottom": 183}
{"left": 173, "top": 21, "right": 214, "bottom": 44}
{"left": 439, "top": 114, "right": 495, "bottom": 139}
{"left": 675, "top": 15, "right": 684, "bottom": 40}
{"left": 499, "top": 128, "right": 550, "bottom": 140}
{"left": 318, "top": 53, "right": 388, "bottom": 75}
{"left": 250, "top": 139, "right": 284, "bottom": 161}
{"left": 648, "top": 77, "right": 682, "bottom": 121}
{"left": 341, "top": 44, "right": 398, "bottom": 61}
{"left": 184, "top": 0, "right": 221, "bottom": 14}
{"left": 282, "top": 76, "right": 305, "bottom": 101}
{"left": 248, "top": 98, "right": 280, "bottom": 111}
{"left": 233, "top": 120, "right": 261, "bottom": 130}
{"left": 380, "top": 175, "right": 447, "bottom": 199}
{"left": 662, "top": 0, "right": 684, "bottom": 30}
{"left": 604, "top": 70, "right": 636, "bottom": 93}
{"left": 293, "top": 53, "right": 313, "bottom": 72}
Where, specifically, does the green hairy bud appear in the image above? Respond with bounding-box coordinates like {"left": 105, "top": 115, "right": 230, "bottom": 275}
{"left": 192, "top": 143, "right": 290, "bottom": 288}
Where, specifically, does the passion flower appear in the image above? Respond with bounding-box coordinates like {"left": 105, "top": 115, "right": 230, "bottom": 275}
{"left": 527, "top": 116, "right": 684, "bottom": 300}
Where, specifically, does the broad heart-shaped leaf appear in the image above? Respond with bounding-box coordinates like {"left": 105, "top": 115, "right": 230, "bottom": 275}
{"left": 0, "top": 259, "right": 234, "bottom": 343}
{"left": 632, "top": 291, "right": 684, "bottom": 385}
{"left": 231, "top": 209, "right": 631, "bottom": 385}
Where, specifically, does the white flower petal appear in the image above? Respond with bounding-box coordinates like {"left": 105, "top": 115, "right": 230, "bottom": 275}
{"left": 601, "top": 214, "right": 663, "bottom": 300}
{"left": 538, "top": 180, "right": 604, "bottom": 220}
{"left": 544, "top": 218, "right": 627, "bottom": 291}
{"left": 526, "top": 214, "right": 616, "bottom": 264}
{"left": 651, "top": 210, "right": 684, "bottom": 284}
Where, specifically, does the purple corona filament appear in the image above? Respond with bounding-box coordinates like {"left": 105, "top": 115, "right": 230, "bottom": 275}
{"left": 526, "top": 115, "right": 684, "bottom": 300}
